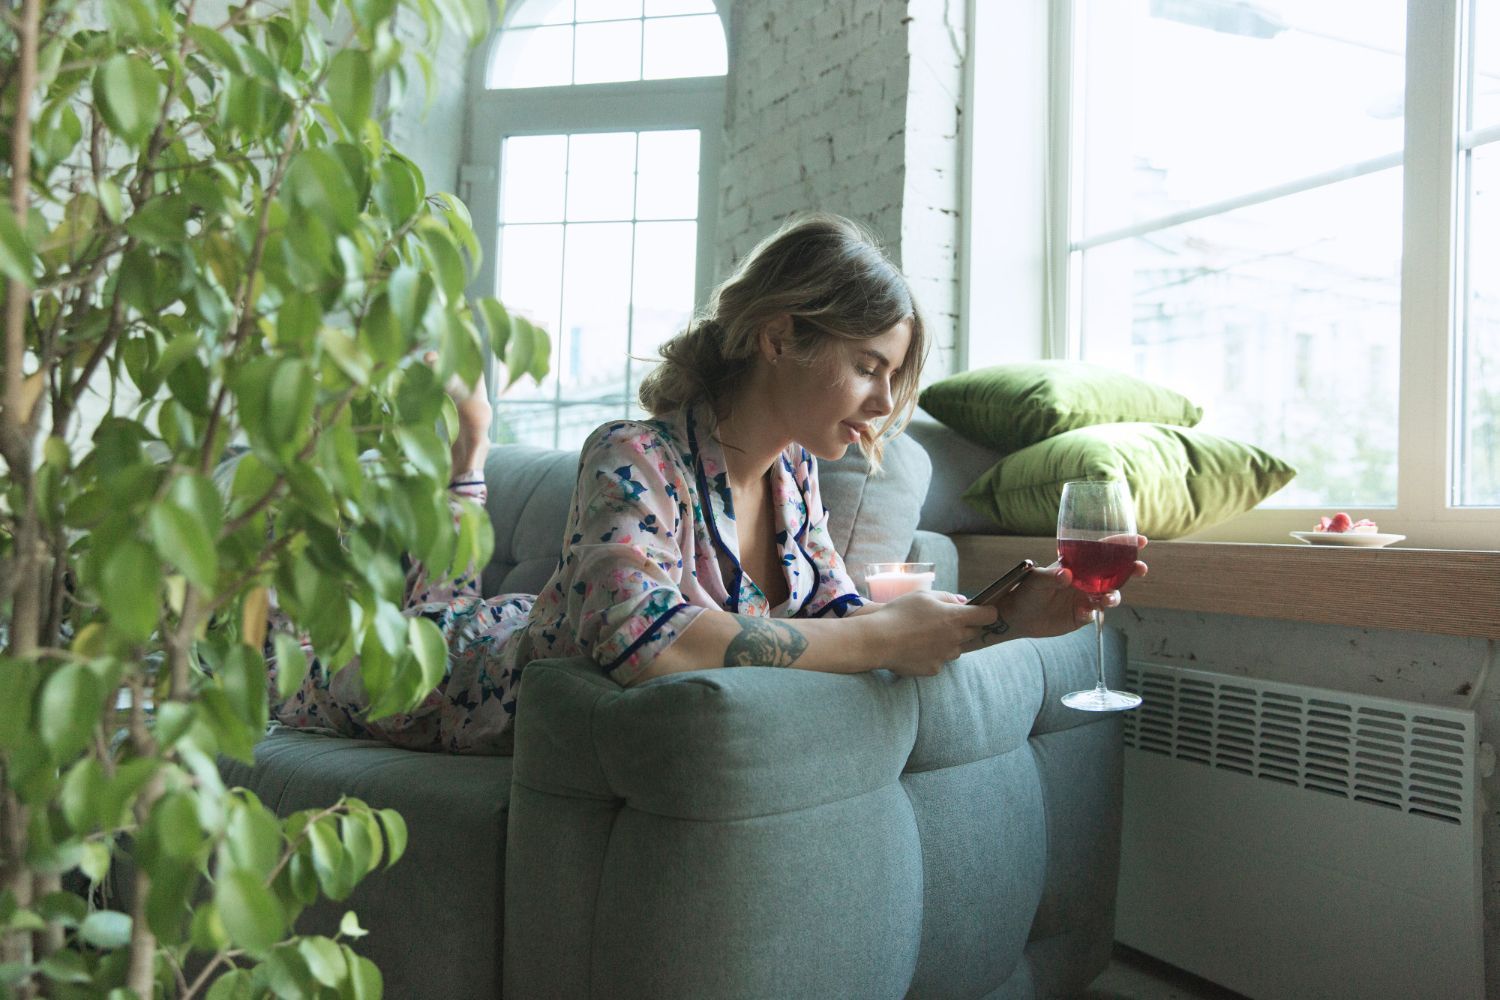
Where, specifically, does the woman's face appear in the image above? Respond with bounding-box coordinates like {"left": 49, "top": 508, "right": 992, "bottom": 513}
{"left": 772, "top": 318, "right": 914, "bottom": 462}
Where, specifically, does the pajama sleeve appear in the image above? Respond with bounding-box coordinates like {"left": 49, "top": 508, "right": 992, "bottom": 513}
{"left": 559, "top": 422, "right": 705, "bottom": 685}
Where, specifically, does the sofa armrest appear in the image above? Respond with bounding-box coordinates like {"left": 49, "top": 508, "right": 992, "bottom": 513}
{"left": 506, "top": 629, "right": 1125, "bottom": 999}
{"left": 906, "top": 528, "right": 959, "bottom": 593}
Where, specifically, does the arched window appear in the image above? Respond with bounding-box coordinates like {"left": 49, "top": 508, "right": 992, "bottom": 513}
{"left": 464, "top": 0, "right": 727, "bottom": 449}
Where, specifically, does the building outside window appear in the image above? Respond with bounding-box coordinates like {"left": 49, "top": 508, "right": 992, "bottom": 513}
{"left": 463, "top": 0, "right": 727, "bottom": 450}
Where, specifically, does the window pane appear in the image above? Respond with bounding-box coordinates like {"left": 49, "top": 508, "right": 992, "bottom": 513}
{"left": 643, "top": 15, "right": 728, "bottom": 79}
{"left": 1074, "top": 0, "right": 1406, "bottom": 239}
{"left": 487, "top": 24, "right": 573, "bottom": 89}
{"left": 497, "top": 223, "right": 564, "bottom": 402}
{"left": 635, "top": 130, "right": 699, "bottom": 219}
{"left": 1473, "top": 0, "right": 1500, "bottom": 130}
{"left": 1077, "top": 169, "right": 1403, "bottom": 508}
{"left": 501, "top": 135, "right": 568, "bottom": 223}
{"left": 574, "top": 20, "right": 643, "bottom": 84}
{"left": 566, "top": 132, "right": 637, "bottom": 221}
{"left": 1458, "top": 142, "right": 1500, "bottom": 505}
{"left": 556, "top": 402, "right": 628, "bottom": 452}
{"left": 576, "top": 0, "right": 642, "bottom": 21}
{"left": 494, "top": 402, "right": 558, "bottom": 447}
{"left": 559, "top": 222, "right": 634, "bottom": 398}
{"left": 630, "top": 221, "right": 697, "bottom": 399}
{"left": 508, "top": 0, "right": 574, "bottom": 27}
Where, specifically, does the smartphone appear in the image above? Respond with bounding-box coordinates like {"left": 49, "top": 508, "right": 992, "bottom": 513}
{"left": 968, "top": 559, "right": 1035, "bottom": 607}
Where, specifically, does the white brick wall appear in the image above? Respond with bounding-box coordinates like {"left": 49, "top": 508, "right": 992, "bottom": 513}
{"left": 718, "top": 0, "right": 966, "bottom": 378}
{"left": 385, "top": 10, "right": 472, "bottom": 195}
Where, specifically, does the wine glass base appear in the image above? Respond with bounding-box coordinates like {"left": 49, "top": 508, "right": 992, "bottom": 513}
{"left": 1062, "top": 688, "right": 1142, "bottom": 712}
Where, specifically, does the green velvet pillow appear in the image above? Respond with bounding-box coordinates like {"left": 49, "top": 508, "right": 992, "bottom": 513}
{"left": 918, "top": 361, "right": 1203, "bottom": 456}
{"left": 961, "top": 422, "right": 1297, "bottom": 539}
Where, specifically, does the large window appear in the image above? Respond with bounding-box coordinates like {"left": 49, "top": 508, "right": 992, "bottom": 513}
{"left": 968, "top": 0, "right": 1500, "bottom": 546}
{"left": 464, "top": 0, "right": 726, "bottom": 449}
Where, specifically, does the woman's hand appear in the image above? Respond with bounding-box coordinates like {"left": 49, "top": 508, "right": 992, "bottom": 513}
{"left": 983, "top": 538, "right": 1149, "bottom": 645}
{"left": 863, "top": 590, "right": 1001, "bottom": 676}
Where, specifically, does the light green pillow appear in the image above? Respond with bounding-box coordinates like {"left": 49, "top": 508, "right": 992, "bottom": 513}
{"left": 918, "top": 361, "right": 1203, "bottom": 456}
{"left": 961, "top": 422, "right": 1296, "bottom": 539}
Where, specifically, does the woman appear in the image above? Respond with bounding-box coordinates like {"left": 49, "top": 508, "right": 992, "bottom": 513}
{"left": 273, "top": 213, "right": 1145, "bottom": 753}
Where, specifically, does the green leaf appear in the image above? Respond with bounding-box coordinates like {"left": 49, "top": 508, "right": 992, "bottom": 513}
{"left": 345, "top": 949, "right": 383, "bottom": 1000}
{"left": 187, "top": 25, "right": 242, "bottom": 71}
{"left": 214, "top": 869, "right": 285, "bottom": 954}
{"left": 397, "top": 425, "right": 447, "bottom": 480}
{"left": 96, "top": 178, "right": 125, "bottom": 224}
{"left": 125, "top": 193, "right": 191, "bottom": 245}
{"left": 478, "top": 297, "right": 510, "bottom": 359}
{"left": 408, "top": 616, "right": 447, "bottom": 697}
{"left": 224, "top": 800, "right": 283, "bottom": 878}
{"left": 206, "top": 968, "right": 255, "bottom": 1000}
{"left": 273, "top": 632, "right": 310, "bottom": 702}
{"left": 373, "top": 154, "right": 422, "bottom": 223}
{"left": 266, "top": 358, "right": 316, "bottom": 456}
{"left": 287, "top": 147, "right": 359, "bottom": 233}
{"left": 151, "top": 791, "right": 204, "bottom": 861}
{"left": 276, "top": 292, "right": 322, "bottom": 349}
{"left": 37, "top": 663, "right": 105, "bottom": 760}
{"left": 298, "top": 935, "right": 347, "bottom": 987}
{"left": 0, "top": 658, "right": 42, "bottom": 751}
{"left": 376, "top": 809, "right": 407, "bottom": 868}
{"left": 166, "top": 355, "right": 211, "bottom": 415}
{"left": 79, "top": 841, "right": 112, "bottom": 884}
{"left": 95, "top": 55, "right": 163, "bottom": 146}
{"left": 78, "top": 910, "right": 133, "bottom": 950}
{"left": 418, "top": 220, "right": 466, "bottom": 301}
{"left": 325, "top": 49, "right": 373, "bottom": 132}
{"left": 338, "top": 813, "right": 377, "bottom": 879}
{"left": 308, "top": 818, "right": 353, "bottom": 900}
{"left": 0, "top": 202, "right": 35, "bottom": 287}
{"left": 59, "top": 757, "right": 105, "bottom": 833}
{"left": 149, "top": 501, "right": 219, "bottom": 591}
{"left": 99, "top": 538, "right": 163, "bottom": 642}
{"left": 337, "top": 910, "right": 368, "bottom": 939}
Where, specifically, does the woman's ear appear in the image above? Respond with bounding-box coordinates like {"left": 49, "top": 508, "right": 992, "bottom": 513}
{"left": 757, "top": 314, "right": 792, "bottom": 365}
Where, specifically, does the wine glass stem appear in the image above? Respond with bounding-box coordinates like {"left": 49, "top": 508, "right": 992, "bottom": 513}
{"left": 1092, "top": 608, "right": 1107, "bottom": 692}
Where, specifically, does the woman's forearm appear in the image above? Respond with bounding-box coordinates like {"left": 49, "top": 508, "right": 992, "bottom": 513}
{"left": 629, "top": 608, "right": 882, "bottom": 684}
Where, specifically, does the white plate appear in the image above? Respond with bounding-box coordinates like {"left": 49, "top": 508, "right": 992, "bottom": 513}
{"left": 1289, "top": 530, "right": 1406, "bottom": 548}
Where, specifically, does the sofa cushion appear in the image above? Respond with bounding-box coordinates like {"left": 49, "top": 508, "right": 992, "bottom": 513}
{"left": 480, "top": 445, "right": 578, "bottom": 596}
{"left": 962, "top": 422, "right": 1297, "bottom": 539}
{"left": 818, "top": 430, "right": 933, "bottom": 590}
{"left": 918, "top": 361, "right": 1203, "bottom": 456}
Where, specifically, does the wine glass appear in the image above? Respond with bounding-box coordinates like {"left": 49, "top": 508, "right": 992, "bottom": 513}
{"left": 1057, "top": 479, "right": 1142, "bottom": 711}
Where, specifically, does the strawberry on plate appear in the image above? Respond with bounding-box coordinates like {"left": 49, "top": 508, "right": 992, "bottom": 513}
{"left": 1312, "top": 512, "right": 1379, "bottom": 533}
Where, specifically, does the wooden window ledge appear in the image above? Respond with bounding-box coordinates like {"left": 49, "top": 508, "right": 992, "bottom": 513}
{"left": 951, "top": 536, "right": 1500, "bottom": 640}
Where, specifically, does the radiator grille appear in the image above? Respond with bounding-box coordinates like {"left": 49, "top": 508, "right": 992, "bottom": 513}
{"left": 1122, "top": 662, "right": 1475, "bottom": 824}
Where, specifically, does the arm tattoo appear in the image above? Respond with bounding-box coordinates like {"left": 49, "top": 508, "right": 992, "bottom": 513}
{"left": 723, "top": 617, "right": 809, "bottom": 668}
{"left": 982, "top": 613, "right": 1011, "bottom": 638}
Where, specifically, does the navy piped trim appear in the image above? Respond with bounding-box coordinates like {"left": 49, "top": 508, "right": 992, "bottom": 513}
{"left": 686, "top": 407, "right": 744, "bottom": 612}
{"left": 448, "top": 479, "right": 486, "bottom": 488}
{"left": 811, "top": 593, "right": 864, "bottom": 618}
{"left": 602, "top": 601, "right": 692, "bottom": 675}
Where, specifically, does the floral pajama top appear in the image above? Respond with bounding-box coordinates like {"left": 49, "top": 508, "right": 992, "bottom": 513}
{"left": 271, "top": 401, "right": 865, "bottom": 754}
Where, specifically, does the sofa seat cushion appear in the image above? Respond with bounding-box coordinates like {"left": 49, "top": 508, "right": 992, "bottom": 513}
{"left": 220, "top": 730, "right": 513, "bottom": 1000}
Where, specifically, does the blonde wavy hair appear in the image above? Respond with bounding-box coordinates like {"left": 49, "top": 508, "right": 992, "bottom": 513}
{"left": 637, "top": 213, "right": 927, "bottom": 469}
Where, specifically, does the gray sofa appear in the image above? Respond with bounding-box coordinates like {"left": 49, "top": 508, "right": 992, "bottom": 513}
{"left": 223, "top": 421, "right": 1126, "bottom": 999}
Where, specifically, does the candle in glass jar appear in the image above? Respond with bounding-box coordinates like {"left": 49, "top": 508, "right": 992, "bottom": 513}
{"left": 864, "top": 562, "right": 936, "bottom": 602}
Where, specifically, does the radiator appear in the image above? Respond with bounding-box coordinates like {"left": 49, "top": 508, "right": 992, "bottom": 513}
{"left": 1116, "top": 661, "right": 1484, "bottom": 1000}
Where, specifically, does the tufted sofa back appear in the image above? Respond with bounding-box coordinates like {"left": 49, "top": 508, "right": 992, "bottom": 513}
{"left": 477, "top": 431, "right": 940, "bottom": 599}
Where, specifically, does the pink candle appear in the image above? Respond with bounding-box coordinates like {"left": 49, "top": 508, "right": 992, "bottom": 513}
{"left": 864, "top": 563, "right": 935, "bottom": 602}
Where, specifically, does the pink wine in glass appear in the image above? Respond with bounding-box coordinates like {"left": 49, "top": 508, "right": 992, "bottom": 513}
{"left": 1057, "top": 536, "right": 1139, "bottom": 596}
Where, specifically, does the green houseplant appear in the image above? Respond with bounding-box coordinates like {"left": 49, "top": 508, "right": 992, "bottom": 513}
{"left": 0, "top": 0, "right": 549, "bottom": 995}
